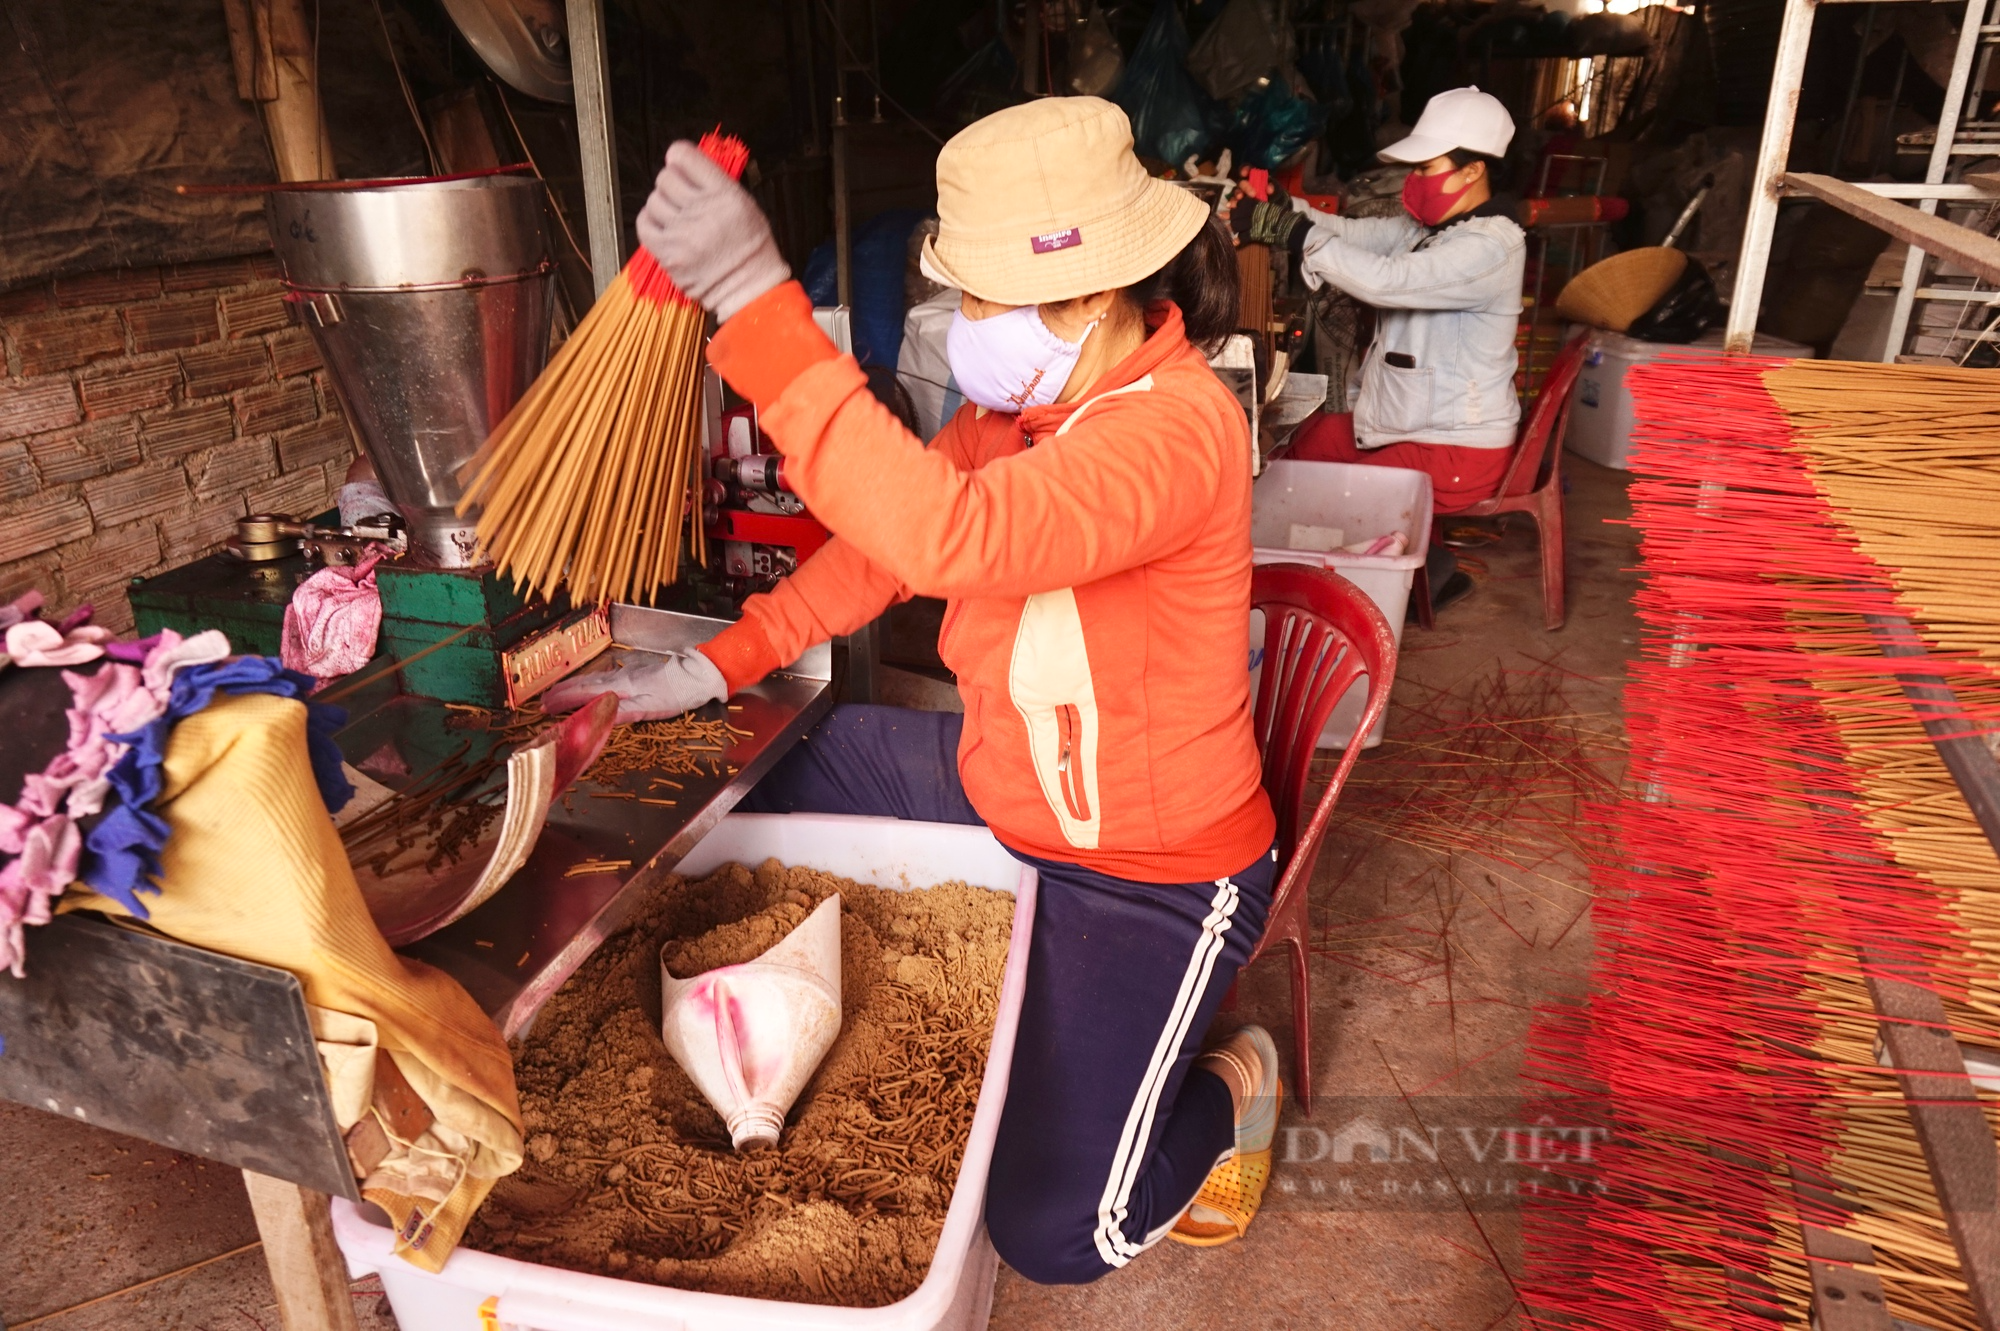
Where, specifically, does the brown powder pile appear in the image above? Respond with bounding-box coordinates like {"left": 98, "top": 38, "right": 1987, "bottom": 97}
{"left": 465, "top": 859, "right": 1013, "bottom": 1306}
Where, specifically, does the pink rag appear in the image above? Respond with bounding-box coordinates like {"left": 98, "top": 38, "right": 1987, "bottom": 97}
{"left": 0, "top": 628, "right": 232, "bottom": 975}
{"left": 282, "top": 555, "right": 384, "bottom": 681}
{"left": 6, "top": 620, "right": 114, "bottom": 668}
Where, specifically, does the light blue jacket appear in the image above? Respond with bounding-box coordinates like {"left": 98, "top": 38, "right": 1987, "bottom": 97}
{"left": 1298, "top": 205, "right": 1526, "bottom": 449}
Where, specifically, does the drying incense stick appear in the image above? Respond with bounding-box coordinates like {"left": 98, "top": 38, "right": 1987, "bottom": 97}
{"left": 1518, "top": 356, "right": 2000, "bottom": 1331}
{"left": 460, "top": 131, "right": 743, "bottom": 604}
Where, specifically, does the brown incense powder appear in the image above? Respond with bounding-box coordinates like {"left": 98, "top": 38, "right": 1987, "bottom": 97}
{"left": 466, "top": 859, "right": 1012, "bottom": 1306}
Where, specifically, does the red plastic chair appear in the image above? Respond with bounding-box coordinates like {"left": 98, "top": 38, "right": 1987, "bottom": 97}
{"left": 1243, "top": 563, "right": 1399, "bottom": 1113}
{"left": 1412, "top": 332, "right": 1590, "bottom": 632}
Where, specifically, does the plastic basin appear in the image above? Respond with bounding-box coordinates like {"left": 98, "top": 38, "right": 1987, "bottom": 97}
{"left": 333, "top": 812, "right": 1037, "bottom": 1331}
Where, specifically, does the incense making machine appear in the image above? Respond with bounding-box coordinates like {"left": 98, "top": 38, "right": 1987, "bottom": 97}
{"left": 129, "top": 175, "right": 608, "bottom": 705}
{"left": 693, "top": 309, "right": 852, "bottom": 608}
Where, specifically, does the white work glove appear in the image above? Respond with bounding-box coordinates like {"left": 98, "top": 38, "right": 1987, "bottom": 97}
{"left": 635, "top": 140, "right": 791, "bottom": 323}
{"left": 540, "top": 650, "right": 728, "bottom": 725}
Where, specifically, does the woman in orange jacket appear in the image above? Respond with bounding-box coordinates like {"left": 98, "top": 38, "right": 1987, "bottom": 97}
{"left": 546, "top": 98, "right": 1284, "bottom": 1277}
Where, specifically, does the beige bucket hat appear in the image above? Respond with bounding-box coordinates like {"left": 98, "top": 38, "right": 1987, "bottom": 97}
{"left": 919, "top": 97, "right": 1212, "bottom": 307}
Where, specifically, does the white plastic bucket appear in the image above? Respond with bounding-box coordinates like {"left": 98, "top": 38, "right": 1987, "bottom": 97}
{"left": 1249, "top": 459, "right": 1429, "bottom": 748}
{"left": 333, "top": 812, "right": 1038, "bottom": 1331}
{"left": 1565, "top": 328, "right": 1811, "bottom": 470}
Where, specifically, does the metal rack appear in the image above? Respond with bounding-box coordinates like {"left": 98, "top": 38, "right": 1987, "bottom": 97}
{"left": 1725, "top": 0, "right": 2000, "bottom": 357}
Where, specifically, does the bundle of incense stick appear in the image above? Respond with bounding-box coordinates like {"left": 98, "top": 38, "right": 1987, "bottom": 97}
{"left": 1516, "top": 355, "right": 2000, "bottom": 1331}
{"left": 459, "top": 130, "right": 747, "bottom": 604}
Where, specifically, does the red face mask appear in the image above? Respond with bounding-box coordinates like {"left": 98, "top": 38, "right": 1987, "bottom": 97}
{"left": 1402, "top": 166, "right": 1474, "bottom": 227}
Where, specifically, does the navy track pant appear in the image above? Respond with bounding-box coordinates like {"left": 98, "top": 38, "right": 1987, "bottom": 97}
{"left": 741, "top": 705, "right": 1275, "bottom": 1283}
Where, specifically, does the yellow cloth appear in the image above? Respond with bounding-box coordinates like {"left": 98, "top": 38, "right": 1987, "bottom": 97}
{"left": 66, "top": 692, "right": 523, "bottom": 1270}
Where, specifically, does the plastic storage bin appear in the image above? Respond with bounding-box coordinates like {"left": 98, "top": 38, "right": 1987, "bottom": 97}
{"left": 1250, "top": 459, "right": 1430, "bottom": 748}
{"left": 1565, "top": 328, "right": 1811, "bottom": 470}
{"left": 332, "top": 812, "right": 1037, "bottom": 1331}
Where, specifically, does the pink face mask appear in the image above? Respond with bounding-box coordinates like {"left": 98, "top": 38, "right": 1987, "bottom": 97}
{"left": 1402, "top": 166, "right": 1474, "bottom": 227}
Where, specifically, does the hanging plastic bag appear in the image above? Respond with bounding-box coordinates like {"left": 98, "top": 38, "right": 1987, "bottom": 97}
{"left": 1186, "top": 0, "right": 1284, "bottom": 101}
{"left": 1069, "top": 2, "right": 1124, "bottom": 96}
{"left": 1224, "top": 79, "right": 1329, "bottom": 170}
{"left": 1113, "top": 0, "right": 1213, "bottom": 166}
{"left": 1297, "top": 24, "right": 1353, "bottom": 123}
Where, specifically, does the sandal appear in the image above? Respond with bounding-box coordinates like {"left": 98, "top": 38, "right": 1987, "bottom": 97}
{"left": 1170, "top": 1025, "right": 1281, "bottom": 1246}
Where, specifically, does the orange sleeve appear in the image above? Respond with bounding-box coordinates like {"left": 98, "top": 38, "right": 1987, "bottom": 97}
{"left": 706, "top": 281, "right": 839, "bottom": 404}
{"left": 708, "top": 300, "right": 1230, "bottom": 600}
{"left": 695, "top": 535, "right": 911, "bottom": 694}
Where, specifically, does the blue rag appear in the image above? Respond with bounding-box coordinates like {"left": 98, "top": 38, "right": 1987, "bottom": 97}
{"left": 80, "top": 657, "right": 352, "bottom": 916}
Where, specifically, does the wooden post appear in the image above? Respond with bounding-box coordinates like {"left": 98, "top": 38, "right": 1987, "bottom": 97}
{"left": 221, "top": 0, "right": 336, "bottom": 181}
{"left": 242, "top": 1171, "right": 363, "bottom": 1331}
{"left": 566, "top": 0, "right": 621, "bottom": 298}
{"left": 1722, "top": 0, "right": 1817, "bottom": 353}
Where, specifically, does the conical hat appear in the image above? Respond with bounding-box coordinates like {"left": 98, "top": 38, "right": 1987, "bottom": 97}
{"left": 1555, "top": 247, "right": 1689, "bottom": 333}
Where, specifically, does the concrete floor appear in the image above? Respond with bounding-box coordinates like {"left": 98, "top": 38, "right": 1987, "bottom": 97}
{"left": 0, "top": 458, "right": 1637, "bottom": 1331}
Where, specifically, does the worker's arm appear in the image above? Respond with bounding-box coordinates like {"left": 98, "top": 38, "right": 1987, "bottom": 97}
{"left": 706, "top": 284, "right": 1230, "bottom": 601}
{"left": 696, "top": 536, "right": 912, "bottom": 693}
{"left": 1299, "top": 225, "right": 1520, "bottom": 311}
{"left": 1298, "top": 210, "right": 1426, "bottom": 257}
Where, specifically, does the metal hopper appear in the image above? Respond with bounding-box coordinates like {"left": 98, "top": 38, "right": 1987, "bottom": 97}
{"left": 265, "top": 176, "right": 555, "bottom": 567}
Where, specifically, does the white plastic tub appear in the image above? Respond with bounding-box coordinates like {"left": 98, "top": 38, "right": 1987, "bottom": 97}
{"left": 1250, "top": 459, "right": 1429, "bottom": 748}
{"left": 1565, "top": 327, "right": 1811, "bottom": 470}
{"left": 333, "top": 812, "right": 1037, "bottom": 1331}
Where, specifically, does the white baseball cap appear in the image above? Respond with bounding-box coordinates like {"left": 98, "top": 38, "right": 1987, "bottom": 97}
{"left": 1378, "top": 87, "right": 1516, "bottom": 164}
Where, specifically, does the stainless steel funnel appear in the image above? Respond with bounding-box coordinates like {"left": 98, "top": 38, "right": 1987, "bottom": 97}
{"left": 266, "top": 177, "right": 554, "bottom": 567}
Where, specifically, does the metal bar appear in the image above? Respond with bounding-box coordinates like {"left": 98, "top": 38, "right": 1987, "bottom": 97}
{"left": 1882, "top": 0, "right": 1990, "bottom": 357}
{"left": 1791, "top": 1167, "right": 1898, "bottom": 1330}
{"left": 1865, "top": 962, "right": 2000, "bottom": 1331}
{"left": 1865, "top": 612, "right": 2000, "bottom": 856}
{"left": 832, "top": 94, "right": 852, "bottom": 307}
{"left": 566, "top": 0, "right": 621, "bottom": 298}
{"left": 1784, "top": 173, "right": 2000, "bottom": 284}
{"left": 1727, "top": 0, "right": 1821, "bottom": 352}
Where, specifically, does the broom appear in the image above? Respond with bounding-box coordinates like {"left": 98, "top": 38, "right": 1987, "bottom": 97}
{"left": 458, "top": 130, "right": 749, "bottom": 605}
{"left": 1517, "top": 356, "right": 2000, "bottom": 1330}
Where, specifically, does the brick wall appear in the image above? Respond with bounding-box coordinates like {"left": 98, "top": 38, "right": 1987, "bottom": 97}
{"left": 0, "top": 255, "right": 356, "bottom": 634}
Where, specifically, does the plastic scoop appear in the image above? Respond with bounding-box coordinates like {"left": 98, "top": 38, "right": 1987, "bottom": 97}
{"left": 660, "top": 893, "right": 843, "bottom": 1149}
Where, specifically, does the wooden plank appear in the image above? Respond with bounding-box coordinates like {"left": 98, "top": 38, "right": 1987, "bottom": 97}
{"left": 221, "top": 0, "right": 278, "bottom": 101}
{"left": 260, "top": 0, "right": 336, "bottom": 181}
{"left": 1785, "top": 172, "right": 2000, "bottom": 285}
{"left": 242, "top": 1173, "right": 363, "bottom": 1331}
